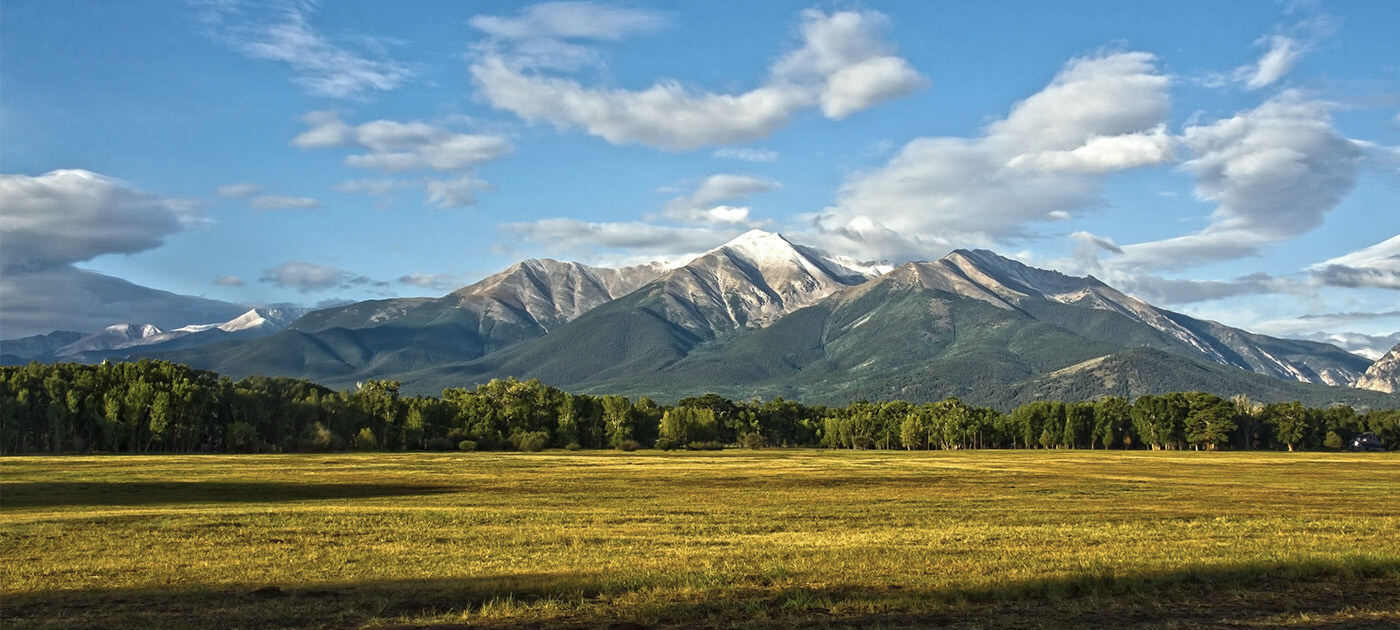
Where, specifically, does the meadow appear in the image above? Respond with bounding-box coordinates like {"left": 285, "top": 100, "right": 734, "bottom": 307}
{"left": 3, "top": 450, "right": 1398, "bottom": 629}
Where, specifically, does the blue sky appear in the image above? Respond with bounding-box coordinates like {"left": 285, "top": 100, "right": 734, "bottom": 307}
{"left": 2, "top": 0, "right": 1397, "bottom": 354}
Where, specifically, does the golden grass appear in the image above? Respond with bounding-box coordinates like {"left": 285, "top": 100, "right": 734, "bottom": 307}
{"left": 3, "top": 450, "right": 1398, "bottom": 628}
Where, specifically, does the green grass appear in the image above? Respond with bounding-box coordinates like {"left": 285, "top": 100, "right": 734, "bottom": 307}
{"left": 3, "top": 450, "right": 1399, "bottom": 629}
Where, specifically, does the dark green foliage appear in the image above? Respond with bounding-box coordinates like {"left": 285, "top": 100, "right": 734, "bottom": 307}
{"left": 1, "top": 361, "right": 1395, "bottom": 454}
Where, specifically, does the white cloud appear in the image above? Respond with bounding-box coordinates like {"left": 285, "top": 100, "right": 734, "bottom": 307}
{"left": 425, "top": 175, "right": 491, "bottom": 209}
{"left": 1111, "top": 92, "right": 1364, "bottom": 270}
{"left": 1308, "top": 234, "right": 1400, "bottom": 289}
{"left": 713, "top": 148, "right": 780, "bottom": 163}
{"left": 290, "top": 110, "right": 353, "bottom": 149}
{"left": 293, "top": 112, "right": 511, "bottom": 208}
{"left": 333, "top": 178, "right": 405, "bottom": 196}
{"left": 250, "top": 194, "right": 322, "bottom": 210}
{"left": 295, "top": 113, "right": 512, "bottom": 172}
{"left": 213, "top": 274, "right": 246, "bottom": 287}
{"left": 215, "top": 182, "right": 262, "bottom": 199}
{"left": 205, "top": 2, "right": 412, "bottom": 99}
{"left": 469, "top": 2, "right": 667, "bottom": 42}
{"left": 0, "top": 169, "right": 202, "bottom": 272}
{"left": 258, "top": 261, "right": 383, "bottom": 293}
{"left": 656, "top": 174, "right": 779, "bottom": 226}
{"left": 1243, "top": 35, "right": 1301, "bottom": 89}
{"left": 468, "top": 8, "right": 925, "bottom": 150}
{"left": 812, "top": 51, "right": 1171, "bottom": 261}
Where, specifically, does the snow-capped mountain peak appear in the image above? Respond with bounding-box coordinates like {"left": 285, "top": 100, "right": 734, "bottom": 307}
{"left": 55, "top": 323, "right": 164, "bottom": 357}
{"left": 658, "top": 230, "right": 882, "bottom": 333}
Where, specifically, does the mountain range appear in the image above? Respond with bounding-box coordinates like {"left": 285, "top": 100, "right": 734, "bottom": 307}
{"left": 5, "top": 231, "right": 1397, "bottom": 409}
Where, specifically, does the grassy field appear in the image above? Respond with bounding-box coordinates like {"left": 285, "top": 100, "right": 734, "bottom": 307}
{"left": 3, "top": 450, "right": 1398, "bottom": 629}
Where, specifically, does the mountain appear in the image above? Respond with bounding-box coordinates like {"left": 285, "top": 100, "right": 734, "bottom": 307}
{"left": 55, "top": 323, "right": 164, "bottom": 357}
{"left": 650, "top": 229, "right": 885, "bottom": 335}
{"left": 430, "top": 254, "right": 1387, "bottom": 409}
{"left": 899, "top": 250, "right": 1367, "bottom": 387}
{"left": 1355, "top": 343, "right": 1400, "bottom": 393}
{"left": 5, "top": 308, "right": 311, "bottom": 364}
{"left": 155, "top": 259, "right": 669, "bottom": 382}
{"left": 144, "top": 232, "right": 1392, "bottom": 409}
{"left": 0, "top": 331, "right": 87, "bottom": 363}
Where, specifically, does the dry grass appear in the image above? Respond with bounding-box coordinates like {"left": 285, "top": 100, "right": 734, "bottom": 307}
{"left": 3, "top": 450, "right": 1398, "bottom": 628}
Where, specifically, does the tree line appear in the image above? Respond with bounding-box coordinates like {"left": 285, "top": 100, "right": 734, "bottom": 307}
{"left": 2, "top": 360, "right": 1396, "bottom": 454}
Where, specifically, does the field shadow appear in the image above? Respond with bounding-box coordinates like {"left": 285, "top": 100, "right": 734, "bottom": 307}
{"left": 0, "top": 481, "right": 458, "bottom": 509}
{"left": 3, "top": 558, "right": 1398, "bottom": 629}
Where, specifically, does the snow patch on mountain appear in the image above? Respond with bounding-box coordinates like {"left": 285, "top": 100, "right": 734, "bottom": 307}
{"left": 658, "top": 230, "right": 882, "bottom": 333}
{"left": 56, "top": 324, "right": 163, "bottom": 357}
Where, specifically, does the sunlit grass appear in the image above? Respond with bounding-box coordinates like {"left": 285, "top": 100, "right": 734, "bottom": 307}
{"left": 3, "top": 450, "right": 1398, "bottom": 628}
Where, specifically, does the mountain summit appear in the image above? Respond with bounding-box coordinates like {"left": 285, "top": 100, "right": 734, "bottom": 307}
{"left": 655, "top": 230, "right": 885, "bottom": 333}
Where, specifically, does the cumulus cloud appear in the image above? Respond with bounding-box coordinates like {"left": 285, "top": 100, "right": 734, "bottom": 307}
{"left": 657, "top": 174, "right": 779, "bottom": 225}
{"left": 1110, "top": 92, "right": 1364, "bottom": 270}
{"left": 811, "top": 51, "right": 1171, "bottom": 261}
{"left": 215, "top": 182, "right": 262, "bottom": 199}
{"left": 293, "top": 112, "right": 511, "bottom": 208}
{"left": 258, "top": 261, "right": 383, "bottom": 293}
{"left": 249, "top": 194, "right": 322, "bottom": 210}
{"left": 1308, "top": 234, "right": 1400, "bottom": 289}
{"left": 201, "top": 1, "right": 412, "bottom": 99}
{"left": 468, "top": 7, "right": 925, "bottom": 150}
{"left": 0, "top": 170, "right": 202, "bottom": 273}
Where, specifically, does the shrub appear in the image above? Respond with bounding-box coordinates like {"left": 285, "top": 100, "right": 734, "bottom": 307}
{"left": 1324, "top": 431, "right": 1344, "bottom": 450}
{"left": 686, "top": 441, "right": 723, "bottom": 451}
{"left": 739, "top": 432, "right": 766, "bottom": 450}
{"left": 512, "top": 431, "right": 549, "bottom": 452}
{"left": 355, "top": 427, "right": 377, "bottom": 451}
{"left": 616, "top": 439, "right": 640, "bottom": 452}
{"left": 564, "top": 442, "right": 582, "bottom": 451}
{"left": 426, "top": 437, "right": 455, "bottom": 451}
{"left": 225, "top": 421, "right": 263, "bottom": 453}
{"left": 654, "top": 437, "right": 677, "bottom": 451}
{"left": 457, "top": 439, "right": 477, "bottom": 452}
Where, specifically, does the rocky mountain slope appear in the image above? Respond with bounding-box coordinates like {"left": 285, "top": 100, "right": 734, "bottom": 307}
{"left": 1355, "top": 343, "right": 1400, "bottom": 393}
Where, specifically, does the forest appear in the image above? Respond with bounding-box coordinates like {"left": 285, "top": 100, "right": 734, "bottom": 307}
{"left": 2, "top": 360, "right": 1396, "bottom": 454}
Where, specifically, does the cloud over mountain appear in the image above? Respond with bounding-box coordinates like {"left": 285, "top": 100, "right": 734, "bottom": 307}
{"left": 812, "top": 52, "right": 1171, "bottom": 261}
{"left": 0, "top": 170, "right": 202, "bottom": 273}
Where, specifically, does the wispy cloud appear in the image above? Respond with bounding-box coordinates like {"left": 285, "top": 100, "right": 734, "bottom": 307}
{"left": 713, "top": 148, "right": 780, "bottom": 163}
{"left": 1308, "top": 235, "right": 1400, "bottom": 290}
{"left": 654, "top": 174, "right": 779, "bottom": 226}
{"left": 258, "top": 260, "right": 386, "bottom": 293}
{"left": 215, "top": 182, "right": 262, "bottom": 199}
{"left": 468, "top": 6, "right": 925, "bottom": 150}
{"left": 398, "top": 272, "right": 467, "bottom": 292}
{"left": 199, "top": 0, "right": 413, "bottom": 99}
{"left": 293, "top": 111, "right": 512, "bottom": 208}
